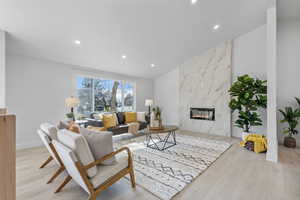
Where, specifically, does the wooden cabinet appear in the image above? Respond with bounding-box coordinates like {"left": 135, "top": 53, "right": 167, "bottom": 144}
{"left": 0, "top": 114, "right": 16, "bottom": 200}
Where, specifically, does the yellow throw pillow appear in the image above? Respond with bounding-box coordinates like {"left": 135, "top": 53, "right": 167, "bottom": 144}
{"left": 103, "top": 114, "right": 117, "bottom": 129}
{"left": 125, "top": 112, "right": 137, "bottom": 123}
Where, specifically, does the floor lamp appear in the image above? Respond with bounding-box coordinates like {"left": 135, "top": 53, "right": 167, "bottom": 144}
{"left": 145, "top": 99, "right": 154, "bottom": 124}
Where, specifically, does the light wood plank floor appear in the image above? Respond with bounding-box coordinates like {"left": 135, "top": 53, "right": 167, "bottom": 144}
{"left": 16, "top": 132, "right": 300, "bottom": 200}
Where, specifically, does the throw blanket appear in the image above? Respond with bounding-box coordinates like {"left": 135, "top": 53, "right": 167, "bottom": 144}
{"left": 128, "top": 122, "right": 140, "bottom": 135}
{"left": 240, "top": 134, "right": 267, "bottom": 153}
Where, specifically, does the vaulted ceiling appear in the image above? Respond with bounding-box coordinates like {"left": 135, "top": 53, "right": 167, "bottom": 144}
{"left": 0, "top": 0, "right": 271, "bottom": 78}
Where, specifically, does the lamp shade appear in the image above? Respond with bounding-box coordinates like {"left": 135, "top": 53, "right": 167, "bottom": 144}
{"left": 65, "top": 97, "right": 80, "bottom": 108}
{"left": 145, "top": 99, "right": 154, "bottom": 106}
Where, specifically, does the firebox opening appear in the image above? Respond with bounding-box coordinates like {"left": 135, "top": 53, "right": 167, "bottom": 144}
{"left": 190, "top": 108, "right": 215, "bottom": 121}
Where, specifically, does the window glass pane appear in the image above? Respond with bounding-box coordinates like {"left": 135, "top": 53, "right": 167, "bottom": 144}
{"left": 94, "top": 79, "right": 121, "bottom": 112}
{"left": 123, "top": 82, "right": 134, "bottom": 111}
{"left": 116, "top": 86, "right": 122, "bottom": 112}
{"left": 94, "top": 79, "right": 105, "bottom": 112}
{"left": 76, "top": 77, "right": 93, "bottom": 115}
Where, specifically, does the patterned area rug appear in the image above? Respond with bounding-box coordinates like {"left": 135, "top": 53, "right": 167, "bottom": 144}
{"left": 114, "top": 134, "right": 231, "bottom": 200}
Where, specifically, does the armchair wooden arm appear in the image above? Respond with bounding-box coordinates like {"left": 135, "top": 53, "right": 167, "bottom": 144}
{"left": 55, "top": 146, "right": 136, "bottom": 199}
{"left": 84, "top": 147, "right": 133, "bottom": 170}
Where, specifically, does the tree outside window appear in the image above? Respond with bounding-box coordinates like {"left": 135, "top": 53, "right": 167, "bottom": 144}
{"left": 76, "top": 77, "right": 135, "bottom": 115}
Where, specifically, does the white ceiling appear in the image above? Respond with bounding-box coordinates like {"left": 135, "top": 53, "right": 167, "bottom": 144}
{"left": 0, "top": 0, "right": 271, "bottom": 79}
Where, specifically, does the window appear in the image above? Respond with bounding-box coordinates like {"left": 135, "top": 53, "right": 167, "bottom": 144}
{"left": 76, "top": 76, "right": 135, "bottom": 115}
{"left": 123, "top": 82, "right": 134, "bottom": 111}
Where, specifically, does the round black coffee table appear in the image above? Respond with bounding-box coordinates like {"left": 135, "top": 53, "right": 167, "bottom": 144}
{"left": 144, "top": 126, "right": 178, "bottom": 151}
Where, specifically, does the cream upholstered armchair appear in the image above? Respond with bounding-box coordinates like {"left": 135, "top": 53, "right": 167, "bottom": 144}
{"left": 52, "top": 129, "right": 135, "bottom": 200}
{"left": 37, "top": 123, "right": 65, "bottom": 184}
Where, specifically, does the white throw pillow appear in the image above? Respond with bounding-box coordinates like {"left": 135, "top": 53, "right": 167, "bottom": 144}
{"left": 80, "top": 128, "right": 117, "bottom": 166}
{"left": 112, "top": 113, "right": 119, "bottom": 125}
{"left": 137, "top": 112, "right": 146, "bottom": 122}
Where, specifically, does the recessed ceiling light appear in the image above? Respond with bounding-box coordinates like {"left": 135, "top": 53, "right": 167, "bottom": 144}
{"left": 151, "top": 64, "right": 156, "bottom": 68}
{"left": 121, "top": 54, "right": 127, "bottom": 59}
{"left": 191, "top": 0, "right": 198, "bottom": 5}
{"left": 74, "top": 40, "right": 81, "bottom": 45}
{"left": 213, "top": 24, "right": 220, "bottom": 30}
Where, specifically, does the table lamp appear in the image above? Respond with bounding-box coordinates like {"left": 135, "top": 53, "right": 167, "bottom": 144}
{"left": 65, "top": 96, "right": 80, "bottom": 121}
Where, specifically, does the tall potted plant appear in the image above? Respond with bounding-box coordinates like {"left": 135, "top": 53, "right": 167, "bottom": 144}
{"left": 278, "top": 98, "right": 300, "bottom": 148}
{"left": 229, "top": 75, "right": 267, "bottom": 140}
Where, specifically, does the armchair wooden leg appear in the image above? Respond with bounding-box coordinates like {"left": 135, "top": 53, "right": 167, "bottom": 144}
{"left": 89, "top": 194, "right": 97, "bottom": 200}
{"left": 129, "top": 168, "right": 136, "bottom": 188}
{"left": 39, "top": 156, "right": 53, "bottom": 169}
{"left": 54, "top": 175, "right": 72, "bottom": 193}
{"left": 47, "top": 166, "right": 65, "bottom": 184}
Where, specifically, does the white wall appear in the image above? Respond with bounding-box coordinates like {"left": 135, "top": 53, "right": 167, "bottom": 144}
{"left": 232, "top": 25, "right": 267, "bottom": 138}
{"left": 154, "top": 25, "right": 267, "bottom": 138}
{"left": 6, "top": 54, "right": 153, "bottom": 149}
{"left": 0, "top": 30, "right": 5, "bottom": 108}
{"left": 277, "top": 20, "right": 300, "bottom": 146}
{"left": 266, "top": 6, "right": 278, "bottom": 162}
{"left": 154, "top": 68, "right": 179, "bottom": 125}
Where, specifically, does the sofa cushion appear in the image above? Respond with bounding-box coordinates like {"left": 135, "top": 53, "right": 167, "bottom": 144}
{"left": 57, "top": 129, "right": 97, "bottom": 178}
{"left": 90, "top": 155, "right": 128, "bottom": 188}
{"left": 80, "top": 128, "right": 116, "bottom": 165}
{"left": 40, "top": 123, "right": 58, "bottom": 140}
{"left": 137, "top": 112, "right": 146, "bottom": 122}
{"left": 103, "top": 114, "right": 117, "bottom": 129}
{"left": 125, "top": 112, "right": 137, "bottom": 123}
{"left": 116, "top": 112, "right": 125, "bottom": 124}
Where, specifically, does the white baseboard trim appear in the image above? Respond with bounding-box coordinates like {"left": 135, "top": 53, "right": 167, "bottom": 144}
{"left": 16, "top": 140, "right": 43, "bottom": 150}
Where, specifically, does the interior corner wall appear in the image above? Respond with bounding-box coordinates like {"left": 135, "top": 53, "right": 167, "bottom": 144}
{"left": 6, "top": 54, "right": 153, "bottom": 149}
{"left": 154, "top": 68, "right": 180, "bottom": 125}
{"left": 154, "top": 25, "right": 267, "bottom": 137}
{"left": 0, "top": 30, "right": 5, "bottom": 108}
{"left": 277, "top": 19, "right": 300, "bottom": 146}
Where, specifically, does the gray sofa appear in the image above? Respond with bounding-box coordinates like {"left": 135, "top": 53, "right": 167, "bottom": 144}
{"left": 87, "top": 112, "right": 147, "bottom": 135}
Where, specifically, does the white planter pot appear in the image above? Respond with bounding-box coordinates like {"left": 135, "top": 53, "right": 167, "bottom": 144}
{"left": 242, "top": 132, "right": 250, "bottom": 141}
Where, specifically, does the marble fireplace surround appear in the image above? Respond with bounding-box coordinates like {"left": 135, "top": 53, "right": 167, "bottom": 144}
{"left": 179, "top": 41, "right": 232, "bottom": 137}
